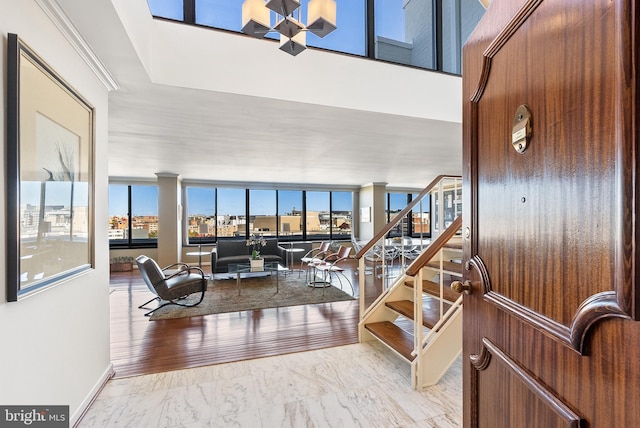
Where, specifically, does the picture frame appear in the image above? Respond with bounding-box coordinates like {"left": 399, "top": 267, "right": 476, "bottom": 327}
{"left": 360, "top": 206, "right": 371, "bottom": 223}
{"left": 6, "top": 33, "right": 94, "bottom": 301}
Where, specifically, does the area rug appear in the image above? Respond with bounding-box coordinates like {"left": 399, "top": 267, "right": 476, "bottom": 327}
{"left": 149, "top": 272, "right": 355, "bottom": 320}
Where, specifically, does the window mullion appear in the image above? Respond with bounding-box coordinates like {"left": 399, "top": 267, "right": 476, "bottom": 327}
{"left": 184, "top": 0, "right": 195, "bottom": 24}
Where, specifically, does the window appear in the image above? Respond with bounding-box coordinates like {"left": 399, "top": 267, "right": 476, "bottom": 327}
{"left": 277, "top": 190, "right": 303, "bottom": 240}
{"left": 109, "top": 184, "right": 159, "bottom": 247}
{"left": 147, "top": 0, "right": 184, "bottom": 20}
{"left": 306, "top": 191, "right": 330, "bottom": 238}
{"left": 249, "top": 189, "right": 277, "bottom": 237}
{"left": 386, "top": 192, "right": 409, "bottom": 236}
{"left": 186, "top": 187, "right": 216, "bottom": 243}
{"left": 410, "top": 192, "right": 430, "bottom": 238}
{"left": 331, "top": 191, "right": 352, "bottom": 238}
{"left": 183, "top": 186, "right": 351, "bottom": 243}
{"left": 217, "top": 188, "right": 247, "bottom": 238}
{"left": 195, "top": 0, "right": 239, "bottom": 31}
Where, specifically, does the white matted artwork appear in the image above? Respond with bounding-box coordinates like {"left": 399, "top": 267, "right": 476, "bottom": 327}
{"left": 360, "top": 206, "right": 371, "bottom": 222}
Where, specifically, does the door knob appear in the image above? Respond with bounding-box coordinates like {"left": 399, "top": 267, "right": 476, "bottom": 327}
{"left": 451, "top": 280, "right": 472, "bottom": 294}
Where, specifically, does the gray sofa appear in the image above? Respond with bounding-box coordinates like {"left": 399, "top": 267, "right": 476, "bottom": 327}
{"left": 210, "top": 239, "right": 283, "bottom": 273}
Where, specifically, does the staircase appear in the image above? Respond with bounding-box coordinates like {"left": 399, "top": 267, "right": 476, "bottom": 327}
{"left": 355, "top": 176, "right": 463, "bottom": 390}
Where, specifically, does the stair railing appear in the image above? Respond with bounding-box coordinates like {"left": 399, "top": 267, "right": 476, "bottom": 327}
{"left": 407, "top": 215, "right": 462, "bottom": 388}
{"left": 406, "top": 215, "right": 462, "bottom": 349}
{"left": 355, "top": 175, "right": 461, "bottom": 318}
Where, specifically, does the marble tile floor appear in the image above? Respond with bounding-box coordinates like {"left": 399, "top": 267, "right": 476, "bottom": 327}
{"left": 80, "top": 341, "right": 462, "bottom": 427}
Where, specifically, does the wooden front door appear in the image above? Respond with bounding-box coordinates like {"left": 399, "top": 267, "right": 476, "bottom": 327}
{"left": 461, "top": 0, "right": 639, "bottom": 426}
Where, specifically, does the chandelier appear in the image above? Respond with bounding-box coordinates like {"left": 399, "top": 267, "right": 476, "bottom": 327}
{"left": 241, "top": 0, "right": 337, "bottom": 56}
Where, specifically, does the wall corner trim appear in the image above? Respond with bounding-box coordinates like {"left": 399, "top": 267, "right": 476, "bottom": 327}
{"left": 71, "top": 363, "right": 115, "bottom": 427}
{"left": 35, "top": 0, "right": 120, "bottom": 91}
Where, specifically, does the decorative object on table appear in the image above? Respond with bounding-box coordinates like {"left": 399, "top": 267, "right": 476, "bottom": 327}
{"left": 6, "top": 33, "right": 95, "bottom": 302}
{"left": 247, "top": 233, "right": 267, "bottom": 260}
{"left": 250, "top": 258, "right": 264, "bottom": 270}
{"left": 110, "top": 256, "right": 135, "bottom": 272}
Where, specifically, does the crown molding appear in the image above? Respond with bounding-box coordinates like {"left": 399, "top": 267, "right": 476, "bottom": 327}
{"left": 35, "top": 0, "right": 120, "bottom": 91}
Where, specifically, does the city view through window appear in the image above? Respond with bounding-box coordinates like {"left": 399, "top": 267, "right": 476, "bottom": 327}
{"left": 108, "top": 185, "right": 355, "bottom": 246}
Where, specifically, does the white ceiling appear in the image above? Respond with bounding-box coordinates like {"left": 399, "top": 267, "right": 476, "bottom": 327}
{"left": 57, "top": 0, "right": 462, "bottom": 191}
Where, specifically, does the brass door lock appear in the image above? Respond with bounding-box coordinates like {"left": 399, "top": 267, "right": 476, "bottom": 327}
{"left": 512, "top": 104, "right": 532, "bottom": 154}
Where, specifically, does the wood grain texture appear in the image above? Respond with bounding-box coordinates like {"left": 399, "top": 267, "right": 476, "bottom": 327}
{"left": 109, "top": 260, "right": 362, "bottom": 378}
{"left": 472, "top": 338, "right": 583, "bottom": 427}
{"left": 463, "top": 0, "right": 640, "bottom": 426}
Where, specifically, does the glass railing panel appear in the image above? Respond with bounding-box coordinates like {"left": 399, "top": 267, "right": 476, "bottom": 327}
{"left": 357, "top": 175, "right": 462, "bottom": 317}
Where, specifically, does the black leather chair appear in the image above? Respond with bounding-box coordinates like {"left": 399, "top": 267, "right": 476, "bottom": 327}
{"left": 136, "top": 255, "right": 207, "bottom": 316}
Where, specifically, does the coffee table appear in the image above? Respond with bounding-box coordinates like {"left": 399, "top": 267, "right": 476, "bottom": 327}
{"left": 228, "top": 261, "right": 287, "bottom": 295}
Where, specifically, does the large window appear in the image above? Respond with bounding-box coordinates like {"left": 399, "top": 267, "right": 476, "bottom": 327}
{"left": 147, "top": 0, "right": 183, "bottom": 20}
{"left": 374, "top": 0, "right": 486, "bottom": 74}
{"left": 331, "top": 191, "right": 352, "bottom": 238}
{"left": 411, "top": 192, "right": 430, "bottom": 238}
{"left": 278, "top": 190, "right": 303, "bottom": 240}
{"left": 217, "top": 188, "right": 247, "bottom": 238}
{"left": 249, "top": 189, "right": 277, "bottom": 236}
{"left": 109, "top": 184, "right": 159, "bottom": 247}
{"left": 306, "top": 191, "right": 330, "bottom": 238}
{"left": 181, "top": 186, "right": 353, "bottom": 244}
{"left": 186, "top": 187, "right": 216, "bottom": 243}
{"left": 385, "top": 191, "right": 431, "bottom": 238}
{"left": 386, "top": 192, "right": 408, "bottom": 236}
{"left": 147, "top": 0, "right": 485, "bottom": 74}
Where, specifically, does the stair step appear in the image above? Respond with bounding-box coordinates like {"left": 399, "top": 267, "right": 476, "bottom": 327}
{"left": 364, "top": 321, "right": 416, "bottom": 361}
{"left": 443, "top": 242, "right": 462, "bottom": 250}
{"left": 425, "top": 260, "right": 463, "bottom": 277}
{"left": 404, "top": 278, "right": 459, "bottom": 302}
{"left": 386, "top": 299, "right": 452, "bottom": 329}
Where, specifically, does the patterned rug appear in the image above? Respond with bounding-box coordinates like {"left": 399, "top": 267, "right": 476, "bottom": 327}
{"left": 149, "top": 271, "right": 355, "bottom": 320}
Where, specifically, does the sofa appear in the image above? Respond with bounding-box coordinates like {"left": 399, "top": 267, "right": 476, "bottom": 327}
{"left": 210, "top": 238, "right": 284, "bottom": 273}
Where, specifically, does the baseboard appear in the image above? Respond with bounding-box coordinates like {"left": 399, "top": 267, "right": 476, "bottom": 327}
{"left": 71, "top": 363, "right": 115, "bottom": 427}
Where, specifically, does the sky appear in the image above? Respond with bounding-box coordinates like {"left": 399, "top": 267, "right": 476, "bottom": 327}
{"left": 109, "top": 185, "right": 353, "bottom": 216}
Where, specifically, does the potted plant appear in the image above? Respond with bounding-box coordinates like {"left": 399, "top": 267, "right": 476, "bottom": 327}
{"left": 110, "top": 256, "right": 135, "bottom": 272}
{"left": 247, "top": 233, "right": 266, "bottom": 270}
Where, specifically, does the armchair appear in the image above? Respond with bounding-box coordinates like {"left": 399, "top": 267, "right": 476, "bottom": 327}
{"left": 136, "top": 255, "right": 207, "bottom": 316}
{"left": 300, "top": 241, "right": 331, "bottom": 280}
{"left": 311, "top": 245, "right": 354, "bottom": 294}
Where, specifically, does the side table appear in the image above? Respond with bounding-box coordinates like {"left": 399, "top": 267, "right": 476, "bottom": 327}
{"left": 283, "top": 247, "right": 305, "bottom": 274}
{"left": 186, "top": 249, "right": 210, "bottom": 277}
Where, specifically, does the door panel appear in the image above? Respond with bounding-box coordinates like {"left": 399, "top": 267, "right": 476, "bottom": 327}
{"left": 462, "top": 0, "right": 639, "bottom": 426}
{"left": 473, "top": 339, "right": 581, "bottom": 427}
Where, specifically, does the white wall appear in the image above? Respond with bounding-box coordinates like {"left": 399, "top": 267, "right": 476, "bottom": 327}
{"left": 358, "top": 183, "right": 388, "bottom": 241}
{"left": 0, "top": 0, "right": 111, "bottom": 424}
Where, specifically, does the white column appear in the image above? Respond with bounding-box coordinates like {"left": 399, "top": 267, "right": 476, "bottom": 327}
{"left": 155, "top": 172, "right": 181, "bottom": 267}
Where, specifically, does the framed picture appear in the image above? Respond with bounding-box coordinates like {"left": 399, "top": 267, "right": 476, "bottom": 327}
{"left": 360, "top": 206, "right": 371, "bottom": 223}
{"left": 6, "top": 34, "right": 94, "bottom": 301}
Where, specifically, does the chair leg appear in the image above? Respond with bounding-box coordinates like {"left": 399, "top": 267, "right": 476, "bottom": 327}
{"left": 143, "top": 282, "right": 207, "bottom": 316}
{"left": 138, "top": 296, "right": 160, "bottom": 309}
